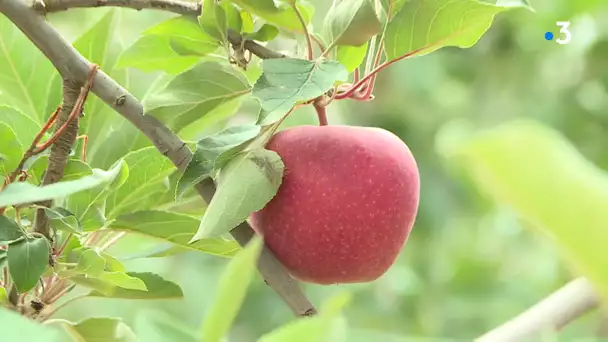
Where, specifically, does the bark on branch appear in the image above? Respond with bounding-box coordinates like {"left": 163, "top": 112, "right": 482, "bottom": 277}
{"left": 476, "top": 278, "right": 599, "bottom": 342}
{"left": 0, "top": 0, "right": 316, "bottom": 317}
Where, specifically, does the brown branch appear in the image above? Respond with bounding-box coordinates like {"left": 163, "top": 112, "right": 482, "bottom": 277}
{"left": 0, "top": 0, "right": 316, "bottom": 317}
{"left": 34, "top": 0, "right": 201, "bottom": 16}
{"left": 476, "top": 278, "right": 599, "bottom": 342}
{"left": 33, "top": 79, "right": 82, "bottom": 240}
{"left": 37, "top": 0, "right": 285, "bottom": 60}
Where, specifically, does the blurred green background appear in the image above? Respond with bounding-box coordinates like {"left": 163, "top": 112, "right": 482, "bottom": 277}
{"left": 26, "top": 0, "right": 608, "bottom": 340}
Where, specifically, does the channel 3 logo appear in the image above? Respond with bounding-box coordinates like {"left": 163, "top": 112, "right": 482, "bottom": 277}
{"left": 545, "top": 21, "right": 571, "bottom": 45}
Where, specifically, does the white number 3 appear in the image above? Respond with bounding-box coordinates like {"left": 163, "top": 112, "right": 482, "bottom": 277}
{"left": 556, "top": 21, "right": 571, "bottom": 45}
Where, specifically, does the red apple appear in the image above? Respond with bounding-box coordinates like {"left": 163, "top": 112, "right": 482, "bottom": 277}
{"left": 249, "top": 125, "right": 420, "bottom": 285}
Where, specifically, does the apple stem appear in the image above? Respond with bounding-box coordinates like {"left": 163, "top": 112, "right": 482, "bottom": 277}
{"left": 314, "top": 103, "right": 328, "bottom": 126}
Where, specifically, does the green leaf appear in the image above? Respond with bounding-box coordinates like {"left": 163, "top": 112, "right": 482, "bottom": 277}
{"left": 0, "top": 16, "right": 57, "bottom": 122}
{"left": 27, "top": 157, "right": 93, "bottom": 184}
{"left": 0, "top": 249, "right": 6, "bottom": 268}
{"left": 0, "top": 123, "right": 23, "bottom": 176}
{"left": 85, "top": 272, "right": 183, "bottom": 299}
{"left": 232, "top": 0, "right": 314, "bottom": 32}
{"left": 0, "top": 105, "right": 41, "bottom": 148}
{"left": 336, "top": 42, "right": 369, "bottom": 73}
{"left": 108, "top": 210, "right": 240, "bottom": 257}
{"left": 437, "top": 119, "right": 608, "bottom": 297}
{"left": 105, "top": 147, "right": 174, "bottom": 219}
{"left": 385, "top": 0, "right": 529, "bottom": 60}
{"left": 144, "top": 61, "right": 251, "bottom": 132}
{"left": 0, "top": 160, "right": 125, "bottom": 207}
{"left": 118, "top": 35, "right": 200, "bottom": 74}
{"left": 117, "top": 16, "right": 218, "bottom": 73}
{"left": 259, "top": 292, "right": 351, "bottom": 342}
{"left": 376, "top": 0, "right": 409, "bottom": 24}
{"left": 200, "top": 0, "right": 228, "bottom": 41}
{"left": 192, "top": 148, "right": 284, "bottom": 241}
{"left": 54, "top": 317, "right": 138, "bottom": 342}
{"left": 134, "top": 311, "right": 197, "bottom": 342}
{"left": 0, "top": 287, "right": 6, "bottom": 304}
{"left": 8, "top": 237, "right": 49, "bottom": 292}
{"left": 246, "top": 24, "right": 279, "bottom": 42}
{"left": 44, "top": 207, "right": 82, "bottom": 234}
{"left": 200, "top": 236, "right": 263, "bottom": 342}
{"left": 0, "top": 216, "right": 25, "bottom": 243}
{"left": 0, "top": 307, "right": 63, "bottom": 342}
{"left": 253, "top": 59, "right": 348, "bottom": 125}
{"left": 176, "top": 124, "right": 261, "bottom": 199}
{"left": 324, "top": 0, "right": 382, "bottom": 47}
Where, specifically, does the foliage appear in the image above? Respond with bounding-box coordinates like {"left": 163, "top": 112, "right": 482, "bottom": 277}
{"left": 0, "top": 0, "right": 607, "bottom": 340}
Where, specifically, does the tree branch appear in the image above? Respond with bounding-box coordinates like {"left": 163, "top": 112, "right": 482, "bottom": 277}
{"left": 37, "top": 0, "right": 286, "bottom": 60}
{"left": 476, "top": 278, "right": 599, "bottom": 342}
{"left": 35, "top": 0, "right": 201, "bottom": 16}
{"left": 0, "top": 0, "right": 316, "bottom": 317}
{"left": 34, "top": 79, "right": 82, "bottom": 240}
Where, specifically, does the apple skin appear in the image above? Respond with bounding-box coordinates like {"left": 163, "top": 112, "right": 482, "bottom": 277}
{"left": 249, "top": 125, "right": 420, "bottom": 285}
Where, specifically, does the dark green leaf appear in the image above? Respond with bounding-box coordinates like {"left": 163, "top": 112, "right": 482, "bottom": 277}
{"left": 385, "top": 0, "right": 529, "bottom": 60}
{"left": 0, "top": 160, "right": 125, "bottom": 207}
{"left": 200, "top": 237, "right": 263, "bottom": 342}
{"left": 44, "top": 207, "right": 82, "bottom": 234}
{"left": 176, "top": 124, "right": 261, "bottom": 199}
{"left": 0, "top": 249, "right": 6, "bottom": 268}
{"left": 253, "top": 58, "right": 348, "bottom": 125}
{"left": 8, "top": 237, "right": 49, "bottom": 292}
{"left": 54, "top": 317, "right": 137, "bottom": 342}
{"left": 0, "top": 216, "right": 25, "bottom": 243}
{"left": 246, "top": 24, "right": 279, "bottom": 42}
{"left": 324, "top": 0, "right": 382, "bottom": 47}
{"left": 144, "top": 61, "right": 251, "bottom": 132}
{"left": 200, "top": 0, "right": 228, "bottom": 41}
{"left": 192, "top": 148, "right": 284, "bottom": 241}
{"left": 86, "top": 272, "right": 183, "bottom": 299}
{"left": 108, "top": 210, "right": 240, "bottom": 257}
{"left": 0, "top": 307, "right": 63, "bottom": 341}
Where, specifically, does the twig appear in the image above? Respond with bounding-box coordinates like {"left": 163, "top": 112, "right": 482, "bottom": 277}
{"left": 476, "top": 278, "right": 599, "bottom": 342}
{"left": 34, "top": 67, "right": 98, "bottom": 240}
{"left": 0, "top": 0, "right": 317, "bottom": 317}
{"left": 35, "top": 0, "right": 201, "bottom": 16}
{"left": 292, "top": 3, "right": 313, "bottom": 60}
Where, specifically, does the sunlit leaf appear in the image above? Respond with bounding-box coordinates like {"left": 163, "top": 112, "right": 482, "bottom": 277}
{"left": 324, "top": 0, "right": 382, "bottom": 47}
{"left": 232, "top": 0, "right": 314, "bottom": 32}
{"left": 200, "top": 237, "right": 263, "bottom": 342}
{"left": 0, "top": 308, "right": 63, "bottom": 341}
{"left": 385, "top": 0, "right": 529, "bottom": 60}
{"left": 144, "top": 61, "right": 251, "bottom": 132}
{"left": 85, "top": 272, "right": 183, "bottom": 299}
{"left": 437, "top": 119, "right": 608, "bottom": 296}
{"left": 107, "top": 210, "right": 240, "bottom": 257}
{"left": 0, "top": 123, "right": 23, "bottom": 176}
{"left": 0, "top": 160, "right": 125, "bottom": 207}
{"left": 54, "top": 317, "right": 137, "bottom": 342}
